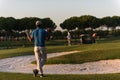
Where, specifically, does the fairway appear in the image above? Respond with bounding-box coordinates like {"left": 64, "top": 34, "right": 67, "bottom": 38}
{"left": 0, "top": 72, "right": 120, "bottom": 80}
{"left": 0, "top": 37, "right": 120, "bottom": 80}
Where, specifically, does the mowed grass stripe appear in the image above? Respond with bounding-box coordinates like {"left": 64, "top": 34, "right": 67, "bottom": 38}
{"left": 46, "top": 48, "right": 120, "bottom": 64}
{"left": 0, "top": 72, "right": 120, "bottom": 80}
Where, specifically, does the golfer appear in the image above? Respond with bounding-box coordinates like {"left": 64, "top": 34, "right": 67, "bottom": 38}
{"left": 25, "top": 20, "right": 51, "bottom": 77}
{"left": 67, "top": 31, "right": 71, "bottom": 46}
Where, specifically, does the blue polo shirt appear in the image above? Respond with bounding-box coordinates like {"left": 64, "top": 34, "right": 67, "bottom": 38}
{"left": 31, "top": 28, "right": 47, "bottom": 47}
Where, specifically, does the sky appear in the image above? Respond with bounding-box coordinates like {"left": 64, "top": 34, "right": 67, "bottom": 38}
{"left": 0, "top": 0, "right": 120, "bottom": 30}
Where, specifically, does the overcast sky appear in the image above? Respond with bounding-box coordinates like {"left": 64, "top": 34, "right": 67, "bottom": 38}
{"left": 0, "top": 0, "right": 120, "bottom": 30}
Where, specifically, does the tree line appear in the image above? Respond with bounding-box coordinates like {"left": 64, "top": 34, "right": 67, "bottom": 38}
{"left": 58, "top": 15, "right": 120, "bottom": 39}
{"left": 60, "top": 15, "right": 120, "bottom": 31}
{"left": 0, "top": 17, "right": 56, "bottom": 31}
{"left": 0, "top": 17, "right": 56, "bottom": 39}
{"left": 0, "top": 15, "right": 120, "bottom": 40}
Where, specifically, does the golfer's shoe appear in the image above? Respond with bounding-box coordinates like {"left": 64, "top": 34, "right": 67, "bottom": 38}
{"left": 33, "top": 69, "right": 38, "bottom": 77}
{"left": 40, "top": 74, "right": 44, "bottom": 78}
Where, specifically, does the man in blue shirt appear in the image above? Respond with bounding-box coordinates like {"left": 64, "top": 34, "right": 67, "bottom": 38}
{"left": 26, "top": 20, "right": 51, "bottom": 78}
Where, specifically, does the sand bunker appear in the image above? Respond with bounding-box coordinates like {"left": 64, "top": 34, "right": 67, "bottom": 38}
{"left": 0, "top": 51, "right": 120, "bottom": 74}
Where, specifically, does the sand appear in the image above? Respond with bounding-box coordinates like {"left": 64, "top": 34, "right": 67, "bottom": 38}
{"left": 0, "top": 51, "right": 120, "bottom": 74}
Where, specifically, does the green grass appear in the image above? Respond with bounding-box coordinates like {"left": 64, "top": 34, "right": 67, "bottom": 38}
{"left": 0, "top": 40, "right": 33, "bottom": 48}
{"left": 0, "top": 72, "right": 120, "bottom": 80}
{"left": 46, "top": 48, "right": 120, "bottom": 64}
{"left": 46, "top": 38, "right": 120, "bottom": 64}
{"left": 31, "top": 42, "right": 120, "bottom": 64}
{"left": 0, "top": 47, "right": 34, "bottom": 59}
{"left": 46, "top": 45, "right": 80, "bottom": 53}
{"left": 1, "top": 36, "right": 120, "bottom": 59}
{"left": 0, "top": 45, "right": 80, "bottom": 59}
{"left": 1, "top": 37, "right": 120, "bottom": 80}
{"left": 1, "top": 38, "right": 120, "bottom": 64}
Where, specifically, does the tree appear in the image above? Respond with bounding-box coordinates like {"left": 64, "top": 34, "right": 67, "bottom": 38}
{"left": 16, "top": 17, "right": 56, "bottom": 31}
{"left": 17, "top": 17, "right": 39, "bottom": 31}
{"left": 0, "top": 17, "right": 16, "bottom": 39}
{"left": 5, "top": 17, "right": 16, "bottom": 32}
{"left": 111, "top": 16, "right": 120, "bottom": 30}
{"left": 52, "top": 30, "right": 62, "bottom": 39}
{"left": 42, "top": 18, "right": 57, "bottom": 30}
{"left": 79, "top": 15, "right": 100, "bottom": 31}
{"left": 101, "top": 16, "right": 113, "bottom": 31}
{"left": 60, "top": 17, "right": 79, "bottom": 31}
{"left": 0, "top": 17, "right": 6, "bottom": 30}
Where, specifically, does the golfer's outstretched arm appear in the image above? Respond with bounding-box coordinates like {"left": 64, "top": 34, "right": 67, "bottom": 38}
{"left": 46, "top": 28, "right": 52, "bottom": 41}
{"left": 25, "top": 31, "right": 33, "bottom": 42}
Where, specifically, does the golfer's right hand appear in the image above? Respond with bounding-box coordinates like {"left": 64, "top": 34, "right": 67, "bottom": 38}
{"left": 25, "top": 29, "right": 29, "bottom": 34}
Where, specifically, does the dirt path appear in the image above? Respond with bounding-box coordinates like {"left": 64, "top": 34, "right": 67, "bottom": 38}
{"left": 0, "top": 51, "right": 120, "bottom": 74}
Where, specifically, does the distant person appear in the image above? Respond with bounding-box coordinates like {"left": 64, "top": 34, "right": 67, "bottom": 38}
{"left": 67, "top": 31, "right": 71, "bottom": 46}
{"left": 80, "top": 34, "right": 84, "bottom": 44}
{"left": 25, "top": 20, "right": 51, "bottom": 78}
{"left": 92, "top": 33, "right": 97, "bottom": 43}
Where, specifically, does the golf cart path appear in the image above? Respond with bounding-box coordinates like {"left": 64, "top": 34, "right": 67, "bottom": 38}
{"left": 0, "top": 51, "right": 120, "bottom": 74}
